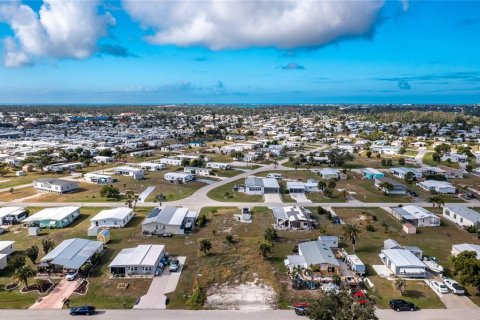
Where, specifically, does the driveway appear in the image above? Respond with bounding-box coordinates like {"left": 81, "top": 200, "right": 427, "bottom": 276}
{"left": 263, "top": 193, "right": 282, "bottom": 203}
{"left": 135, "top": 256, "right": 186, "bottom": 309}
{"left": 30, "top": 279, "right": 78, "bottom": 309}
{"left": 138, "top": 186, "right": 156, "bottom": 202}
{"left": 289, "top": 193, "right": 311, "bottom": 203}
{"left": 426, "top": 280, "right": 479, "bottom": 309}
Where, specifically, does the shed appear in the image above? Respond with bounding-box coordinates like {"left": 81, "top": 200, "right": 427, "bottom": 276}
{"left": 28, "top": 227, "right": 40, "bottom": 236}
{"left": 97, "top": 229, "right": 110, "bottom": 244}
{"left": 403, "top": 223, "right": 417, "bottom": 234}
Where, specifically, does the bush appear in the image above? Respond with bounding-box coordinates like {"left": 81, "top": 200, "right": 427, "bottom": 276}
{"left": 366, "top": 224, "right": 376, "bottom": 232}
{"left": 317, "top": 207, "right": 329, "bottom": 215}
{"left": 196, "top": 214, "right": 207, "bottom": 228}
{"left": 186, "top": 285, "right": 206, "bottom": 309}
{"left": 225, "top": 234, "right": 234, "bottom": 243}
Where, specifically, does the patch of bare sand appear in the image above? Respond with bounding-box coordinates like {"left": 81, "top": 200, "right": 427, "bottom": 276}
{"left": 206, "top": 280, "right": 276, "bottom": 310}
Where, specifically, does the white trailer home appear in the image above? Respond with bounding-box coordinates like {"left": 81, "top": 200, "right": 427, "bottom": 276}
{"left": 164, "top": 172, "right": 195, "bottom": 183}
{"left": 140, "top": 162, "right": 166, "bottom": 171}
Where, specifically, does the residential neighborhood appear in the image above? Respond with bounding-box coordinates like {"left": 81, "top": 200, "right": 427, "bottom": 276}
{"left": 0, "top": 105, "right": 479, "bottom": 319}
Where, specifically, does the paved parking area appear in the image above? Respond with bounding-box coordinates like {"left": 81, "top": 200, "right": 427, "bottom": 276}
{"left": 135, "top": 256, "right": 186, "bottom": 309}
{"left": 30, "top": 279, "right": 78, "bottom": 309}
{"left": 289, "top": 193, "right": 311, "bottom": 203}
{"left": 426, "top": 280, "right": 479, "bottom": 309}
{"left": 263, "top": 193, "right": 282, "bottom": 203}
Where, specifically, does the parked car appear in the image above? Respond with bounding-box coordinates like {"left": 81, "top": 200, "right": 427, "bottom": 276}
{"left": 65, "top": 270, "right": 78, "bottom": 281}
{"left": 443, "top": 278, "right": 465, "bottom": 295}
{"left": 407, "top": 190, "right": 418, "bottom": 197}
{"left": 430, "top": 280, "right": 449, "bottom": 294}
{"left": 70, "top": 305, "right": 96, "bottom": 316}
{"left": 158, "top": 232, "right": 173, "bottom": 238}
{"left": 169, "top": 259, "right": 180, "bottom": 272}
{"left": 389, "top": 299, "right": 416, "bottom": 312}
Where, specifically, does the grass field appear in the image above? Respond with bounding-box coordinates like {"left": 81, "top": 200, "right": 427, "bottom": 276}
{"left": 0, "top": 172, "right": 69, "bottom": 189}
{"left": 336, "top": 173, "right": 413, "bottom": 203}
{"left": 423, "top": 152, "right": 460, "bottom": 169}
{"left": 207, "top": 180, "right": 263, "bottom": 202}
{"left": 0, "top": 170, "right": 207, "bottom": 203}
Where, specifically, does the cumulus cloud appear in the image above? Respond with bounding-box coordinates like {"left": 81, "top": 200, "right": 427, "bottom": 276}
{"left": 281, "top": 62, "right": 305, "bottom": 70}
{"left": 0, "top": 0, "right": 115, "bottom": 67}
{"left": 123, "top": 0, "right": 391, "bottom": 50}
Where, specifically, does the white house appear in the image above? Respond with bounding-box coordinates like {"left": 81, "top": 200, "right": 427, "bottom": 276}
{"left": 84, "top": 173, "right": 114, "bottom": 185}
{"left": 443, "top": 206, "right": 480, "bottom": 228}
{"left": 109, "top": 244, "right": 166, "bottom": 276}
{"left": 0, "top": 207, "right": 28, "bottom": 225}
{"left": 140, "top": 162, "right": 166, "bottom": 171}
{"left": 379, "top": 248, "right": 426, "bottom": 278}
{"left": 142, "top": 206, "right": 197, "bottom": 235}
{"left": 284, "top": 239, "right": 339, "bottom": 275}
{"left": 33, "top": 178, "right": 79, "bottom": 194}
{"left": 183, "top": 167, "right": 212, "bottom": 176}
{"left": 441, "top": 153, "right": 468, "bottom": 163}
{"left": 0, "top": 241, "right": 15, "bottom": 271}
{"left": 93, "top": 155, "right": 115, "bottom": 163}
{"left": 417, "top": 180, "right": 456, "bottom": 194}
{"left": 391, "top": 205, "right": 440, "bottom": 227}
{"left": 272, "top": 206, "right": 314, "bottom": 230}
{"left": 206, "top": 162, "right": 232, "bottom": 170}
{"left": 40, "top": 238, "right": 103, "bottom": 271}
{"left": 314, "top": 168, "right": 341, "bottom": 180}
{"left": 158, "top": 158, "right": 183, "bottom": 166}
{"left": 390, "top": 167, "right": 422, "bottom": 180}
{"left": 164, "top": 172, "right": 195, "bottom": 183}
{"left": 23, "top": 206, "right": 80, "bottom": 228}
{"left": 451, "top": 243, "right": 480, "bottom": 259}
{"left": 90, "top": 208, "right": 134, "bottom": 229}
{"left": 114, "top": 166, "right": 145, "bottom": 180}
{"left": 236, "top": 176, "right": 280, "bottom": 195}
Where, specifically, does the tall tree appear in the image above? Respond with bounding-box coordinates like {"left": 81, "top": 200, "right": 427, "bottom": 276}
{"left": 41, "top": 238, "right": 55, "bottom": 254}
{"left": 13, "top": 265, "right": 36, "bottom": 288}
{"left": 343, "top": 224, "right": 361, "bottom": 253}
{"left": 25, "top": 245, "right": 39, "bottom": 264}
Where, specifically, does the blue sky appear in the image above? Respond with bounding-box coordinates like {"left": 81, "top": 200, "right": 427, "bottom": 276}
{"left": 0, "top": 0, "right": 479, "bottom": 104}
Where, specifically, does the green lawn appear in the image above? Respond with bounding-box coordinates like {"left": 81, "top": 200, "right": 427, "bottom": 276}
{"left": 423, "top": 152, "right": 460, "bottom": 169}
{"left": 207, "top": 180, "right": 263, "bottom": 202}
{"left": 0, "top": 172, "right": 69, "bottom": 189}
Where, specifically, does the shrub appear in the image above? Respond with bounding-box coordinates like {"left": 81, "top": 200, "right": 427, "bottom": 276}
{"left": 366, "top": 224, "right": 376, "bottom": 232}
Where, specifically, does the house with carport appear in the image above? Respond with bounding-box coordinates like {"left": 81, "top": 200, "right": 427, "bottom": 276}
{"left": 109, "top": 244, "right": 165, "bottom": 276}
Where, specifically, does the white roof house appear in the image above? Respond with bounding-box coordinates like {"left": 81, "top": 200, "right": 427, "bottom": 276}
{"left": 109, "top": 244, "right": 165, "bottom": 276}
{"left": 40, "top": 238, "right": 103, "bottom": 270}
{"left": 417, "top": 180, "right": 456, "bottom": 194}
{"left": 451, "top": 243, "right": 480, "bottom": 259}
{"left": 0, "top": 206, "right": 27, "bottom": 225}
{"left": 391, "top": 205, "right": 440, "bottom": 227}
{"left": 284, "top": 239, "right": 340, "bottom": 275}
{"left": 272, "top": 206, "right": 314, "bottom": 230}
{"left": 24, "top": 206, "right": 80, "bottom": 228}
{"left": 0, "top": 241, "right": 15, "bottom": 256}
{"left": 90, "top": 208, "right": 134, "bottom": 228}
{"left": 142, "top": 206, "right": 197, "bottom": 235}
{"left": 380, "top": 248, "right": 426, "bottom": 278}
{"left": 443, "top": 206, "right": 480, "bottom": 227}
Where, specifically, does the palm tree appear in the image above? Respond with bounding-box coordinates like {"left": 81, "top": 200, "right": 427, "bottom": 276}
{"left": 393, "top": 277, "right": 407, "bottom": 295}
{"left": 41, "top": 238, "right": 55, "bottom": 254}
{"left": 13, "top": 265, "right": 36, "bottom": 288}
{"left": 343, "top": 224, "right": 361, "bottom": 253}
{"left": 132, "top": 194, "right": 139, "bottom": 211}
{"left": 291, "top": 265, "right": 304, "bottom": 279}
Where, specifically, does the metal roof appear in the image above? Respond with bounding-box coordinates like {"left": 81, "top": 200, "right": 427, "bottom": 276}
{"left": 41, "top": 238, "right": 103, "bottom": 270}
{"left": 24, "top": 206, "right": 79, "bottom": 223}
{"left": 90, "top": 208, "right": 133, "bottom": 222}
{"left": 393, "top": 205, "right": 437, "bottom": 220}
{"left": 381, "top": 249, "right": 426, "bottom": 268}
{"left": 0, "top": 207, "right": 26, "bottom": 218}
{"left": 298, "top": 240, "right": 339, "bottom": 266}
{"left": 109, "top": 244, "right": 165, "bottom": 267}
{"left": 142, "top": 206, "right": 195, "bottom": 226}
{"left": 445, "top": 206, "right": 480, "bottom": 222}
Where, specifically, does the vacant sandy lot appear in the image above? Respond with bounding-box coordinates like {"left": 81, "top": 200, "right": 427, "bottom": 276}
{"left": 206, "top": 281, "right": 276, "bottom": 310}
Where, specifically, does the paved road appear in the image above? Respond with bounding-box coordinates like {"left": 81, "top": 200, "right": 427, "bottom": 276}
{"left": 0, "top": 309, "right": 479, "bottom": 320}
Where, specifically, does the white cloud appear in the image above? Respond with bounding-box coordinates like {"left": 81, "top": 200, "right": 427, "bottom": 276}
{"left": 123, "top": 0, "right": 391, "bottom": 50}
{"left": 0, "top": 0, "right": 114, "bottom": 67}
